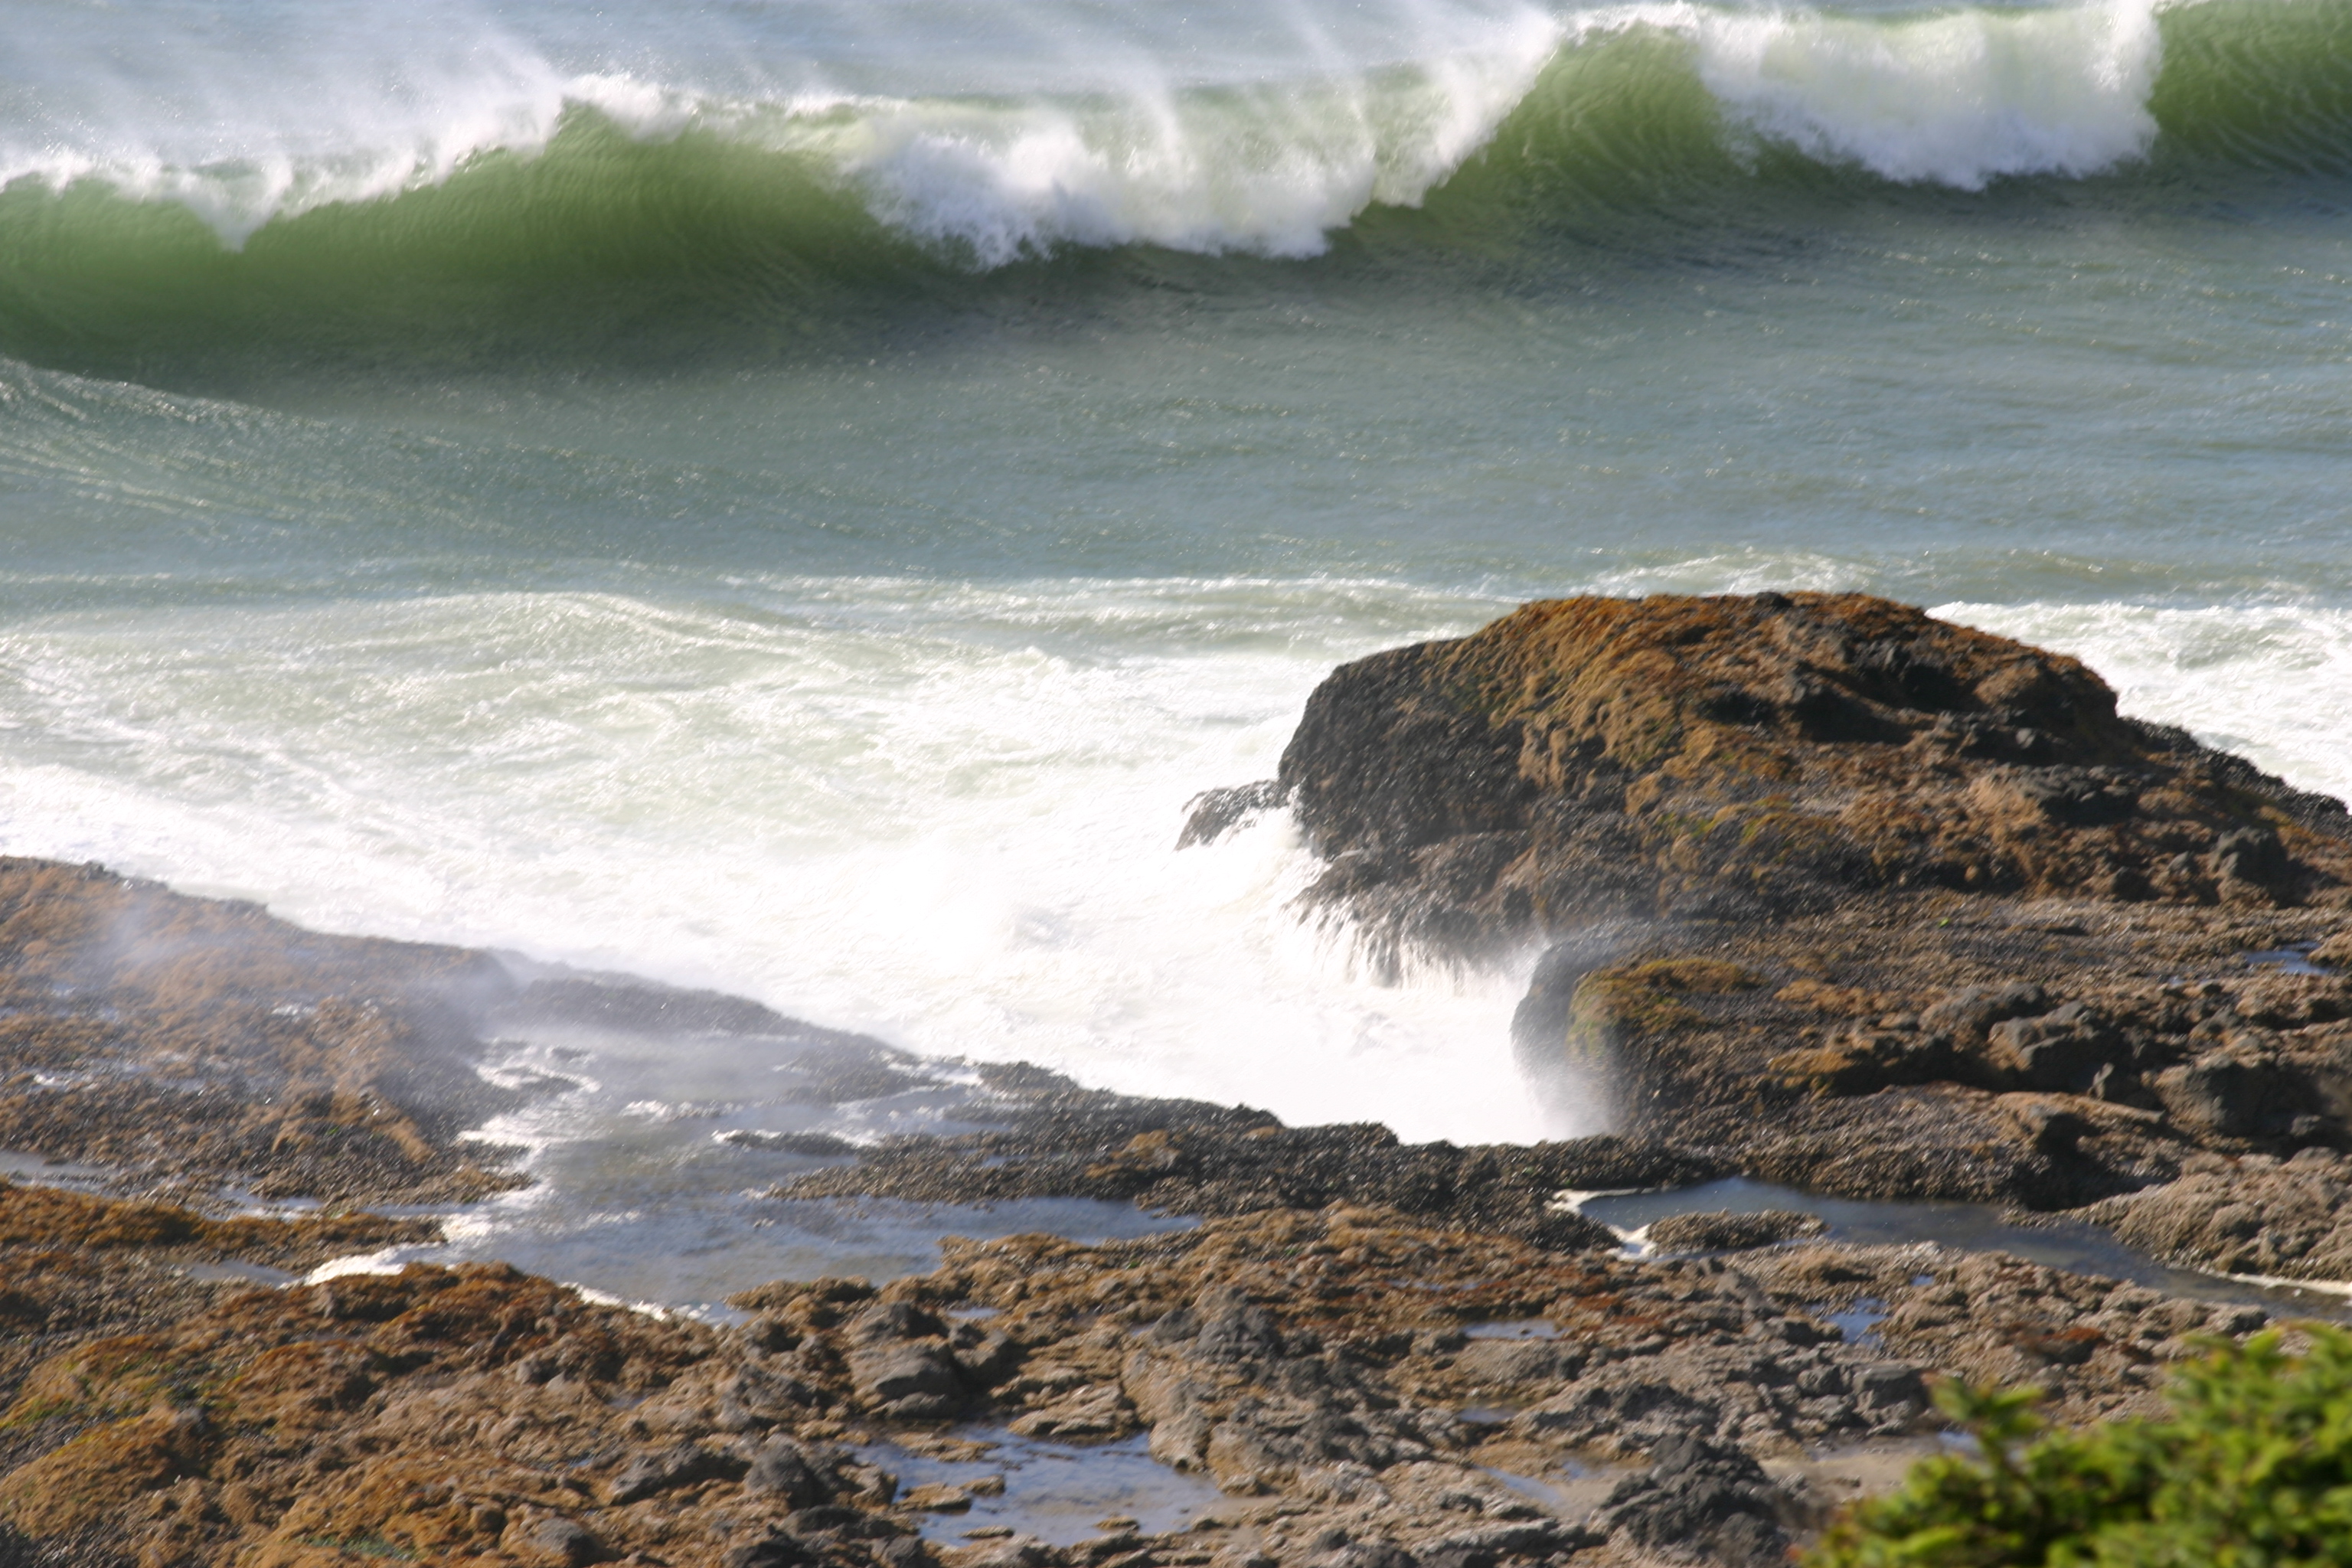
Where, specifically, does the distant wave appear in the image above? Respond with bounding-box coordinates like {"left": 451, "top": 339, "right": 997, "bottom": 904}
{"left": 2, "top": 0, "right": 2348, "bottom": 366}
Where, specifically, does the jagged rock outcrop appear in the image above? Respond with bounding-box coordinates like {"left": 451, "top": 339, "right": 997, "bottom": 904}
{"left": 1172, "top": 596, "right": 2352, "bottom": 1216}
{"left": 1189, "top": 593, "right": 2350, "bottom": 969}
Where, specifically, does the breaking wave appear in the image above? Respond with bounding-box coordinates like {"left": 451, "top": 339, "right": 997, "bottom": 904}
{"left": 2, "top": 0, "right": 2347, "bottom": 364}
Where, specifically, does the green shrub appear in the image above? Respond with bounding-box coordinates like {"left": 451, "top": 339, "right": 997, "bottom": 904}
{"left": 1808, "top": 1326, "right": 2352, "bottom": 1566}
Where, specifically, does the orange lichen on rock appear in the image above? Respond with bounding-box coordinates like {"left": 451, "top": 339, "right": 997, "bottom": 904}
{"left": 0, "top": 1180, "right": 431, "bottom": 1266}
{"left": 0, "top": 1262, "right": 740, "bottom": 1566}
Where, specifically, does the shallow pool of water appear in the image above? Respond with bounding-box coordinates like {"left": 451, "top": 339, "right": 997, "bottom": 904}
{"left": 1463, "top": 1318, "right": 1560, "bottom": 1340}
{"left": 2243, "top": 943, "right": 2330, "bottom": 977}
{"left": 308, "top": 1192, "right": 1194, "bottom": 1321}
{"left": 0, "top": 1150, "right": 122, "bottom": 1195}
{"left": 864, "top": 1429, "right": 1227, "bottom": 1547}
{"left": 305, "top": 1011, "right": 1197, "bottom": 1318}
{"left": 1579, "top": 1177, "right": 2352, "bottom": 1316}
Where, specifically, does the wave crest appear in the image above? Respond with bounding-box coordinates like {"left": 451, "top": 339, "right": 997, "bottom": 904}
{"left": 0, "top": 0, "right": 2206, "bottom": 262}
{"left": 1690, "top": 0, "right": 2163, "bottom": 188}
{"left": 1, "top": 0, "right": 2348, "bottom": 367}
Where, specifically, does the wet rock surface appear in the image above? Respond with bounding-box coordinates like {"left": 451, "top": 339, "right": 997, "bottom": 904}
{"left": 0, "top": 858, "right": 523, "bottom": 1206}
{"left": 775, "top": 1096, "right": 1699, "bottom": 1253}
{"left": 1644, "top": 1211, "right": 1824, "bottom": 1253}
{"left": 0, "top": 1191, "right": 2283, "bottom": 1568}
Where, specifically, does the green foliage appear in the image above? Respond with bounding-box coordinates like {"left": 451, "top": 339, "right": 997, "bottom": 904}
{"left": 1808, "top": 1327, "right": 2352, "bottom": 1567}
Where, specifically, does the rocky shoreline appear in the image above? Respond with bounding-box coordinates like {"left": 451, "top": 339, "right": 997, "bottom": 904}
{"left": 0, "top": 1177, "right": 2295, "bottom": 1568}
{"left": 1, "top": 591, "right": 2349, "bottom": 1566}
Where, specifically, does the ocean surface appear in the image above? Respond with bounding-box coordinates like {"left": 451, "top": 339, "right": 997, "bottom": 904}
{"left": 7, "top": 0, "right": 2352, "bottom": 1305}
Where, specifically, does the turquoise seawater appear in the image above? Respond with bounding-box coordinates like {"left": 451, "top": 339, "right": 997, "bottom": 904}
{"left": 5, "top": 0, "right": 2352, "bottom": 1171}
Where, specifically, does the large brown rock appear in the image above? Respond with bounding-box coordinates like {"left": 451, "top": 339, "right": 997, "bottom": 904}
{"left": 1248, "top": 593, "right": 2351, "bottom": 965}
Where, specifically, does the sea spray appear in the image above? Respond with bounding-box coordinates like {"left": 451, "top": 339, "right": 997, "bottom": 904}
{"left": 830, "top": 13, "right": 1564, "bottom": 263}
{"left": 0, "top": 575, "right": 1554, "bottom": 1146}
{"left": 1936, "top": 601, "right": 2352, "bottom": 805}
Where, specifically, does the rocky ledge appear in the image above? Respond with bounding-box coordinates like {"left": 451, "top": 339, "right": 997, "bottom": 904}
{"left": 0, "top": 1184, "right": 2287, "bottom": 1568}
{"left": 0, "top": 858, "right": 929, "bottom": 1209}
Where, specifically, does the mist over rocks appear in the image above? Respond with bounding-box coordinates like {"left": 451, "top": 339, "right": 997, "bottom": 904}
{"left": 0, "top": 859, "right": 954, "bottom": 1214}
{"left": 0, "top": 857, "right": 527, "bottom": 1207}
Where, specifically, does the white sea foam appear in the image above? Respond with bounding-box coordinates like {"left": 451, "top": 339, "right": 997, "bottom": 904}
{"left": 305, "top": 1247, "right": 435, "bottom": 1283}
{"left": 818, "top": 0, "right": 2173, "bottom": 260}
{"left": 799, "top": 13, "right": 1562, "bottom": 263}
{"left": 0, "top": 12, "right": 579, "bottom": 248}
{"left": 1936, "top": 600, "right": 2352, "bottom": 803}
{"left": 805, "top": 0, "right": 2179, "bottom": 252}
{"left": 0, "top": 577, "right": 1563, "bottom": 1146}
{"left": 0, "top": 0, "right": 1559, "bottom": 257}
